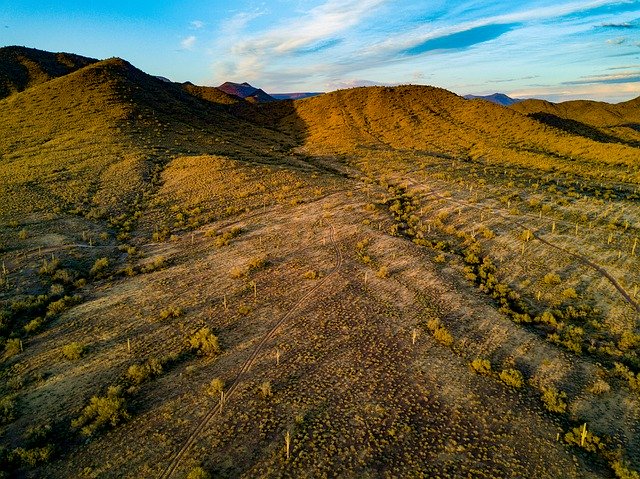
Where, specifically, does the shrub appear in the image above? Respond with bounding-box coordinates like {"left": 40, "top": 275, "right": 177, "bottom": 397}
{"left": 187, "top": 467, "right": 211, "bottom": 479}
{"left": 588, "top": 379, "right": 611, "bottom": 395}
{"left": 540, "top": 386, "right": 567, "bottom": 413}
{"left": 303, "top": 270, "right": 319, "bottom": 280}
{"left": 158, "top": 306, "right": 183, "bottom": 321}
{"left": 126, "top": 359, "right": 163, "bottom": 385}
{"left": 61, "top": 342, "right": 85, "bottom": 360}
{"left": 470, "top": 358, "right": 492, "bottom": 375}
{"left": 499, "top": 368, "right": 524, "bottom": 388}
{"left": 71, "top": 386, "right": 129, "bottom": 436}
{"left": 543, "top": 273, "right": 561, "bottom": 285}
{"left": 90, "top": 257, "right": 109, "bottom": 276}
{"left": 564, "top": 426, "right": 603, "bottom": 453}
{"left": 426, "top": 319, "right": 453, "bottom": 347}
{"left": 0, "top": 396, "right": 16, "bottom": 424}
{"left": 611, "top": 459, "right": 640, "bottom": 479}
{"left": 4, "top": 338, "right": 21, "bottom": 357}
{"left": 189, "top": 328, "right": 221, "bottom": 356}
{"left": 376, "top": 266, "right": 389, "bottom": 278}
{"left": 11, "top": 445, "right": 53, "bottom": 467}
{"left": 206, "top": 378, "right": 224, "bottom": 397}
{"left": 39, "top": 258, "right": 60, "bottom": 275}
{"left": 24, "top": 318, "right": 44, "bottom": 334}
{"left": 258, "top": 380, "right": 272, "bottom": 398}
{"left": 561, "top": 288, "right": 578, "bottom": 299}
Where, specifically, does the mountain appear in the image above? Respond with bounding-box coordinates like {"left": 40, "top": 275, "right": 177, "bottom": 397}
{"left": 2, "top": 48, "right": 640, "bottom": 479}
{"left": 0, "top": 45, "right": 98, "bottom": 99}
{"left": 270, "top": 92, "right": 324, "bottom": 100}
{"left": 217, "top": 81, "right": 277, "bottom": 103}
{"left": 464, "top": 93, "right": 523, "bottom": 106}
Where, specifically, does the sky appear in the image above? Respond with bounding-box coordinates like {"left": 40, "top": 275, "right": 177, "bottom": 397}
{"left": 1, "top": 0, "right": 640, "bottom": 102}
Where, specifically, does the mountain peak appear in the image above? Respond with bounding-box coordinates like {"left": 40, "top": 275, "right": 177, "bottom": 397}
{"left": 217, "top": 81, "right": 277, "bottom": 103}
{"left": 464, "top": 93, "right": 523, "bottom": 106}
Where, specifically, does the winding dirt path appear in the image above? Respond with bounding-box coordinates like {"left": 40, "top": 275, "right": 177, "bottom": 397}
{"left": 158, "top": 221, "right": 343, "bottom": 479}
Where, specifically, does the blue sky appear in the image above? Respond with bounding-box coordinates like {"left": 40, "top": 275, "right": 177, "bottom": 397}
{"left": 1, "top": 0, "right": 640, "bottom": 102}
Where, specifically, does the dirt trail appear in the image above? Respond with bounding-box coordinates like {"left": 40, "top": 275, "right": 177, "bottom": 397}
{"left": 158, "top": 221, "right": 343, "bottom": 479}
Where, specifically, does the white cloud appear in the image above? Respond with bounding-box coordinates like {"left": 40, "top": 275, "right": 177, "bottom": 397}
{"left": 607, "top": 37, "right": 627, "bottom": 44}
{"left": 190, "top": 20, "right": 205, "bottom": 30}
{"left": 181, "top": 35, "right": 197, "bottom": 50}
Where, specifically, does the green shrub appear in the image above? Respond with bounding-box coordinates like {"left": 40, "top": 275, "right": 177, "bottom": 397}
{"left": 0, "top": 396, "right": 16, "bottom": 424}
{"left": 24, "top": 318, "right": 44, "bottom": 335}
{"left": 470, "top": 358, "right": 492, "bottom": 375}
{"left": 158, "top": 305, "right": 183, "bottom": 321}
{"left": 71, "top": 386, "right": 129, "bottom": 436}
{"left": 11, "top": 445, "right": 53, "bottom": 467}
{"left": 611, "top": 459, "right": 640, "bottom": 479}
{"left": 564, "top": 425, "right": 603, "bottom": 453}
{"left": 543, "top": 273, "right": 561, "bottom": 285}
{"left": 499, "top": 368, "right": 524, "bottom": 388}
{"left": 189, "top": 328, "right": 221, "bottom": 356}
{"left": 206, "top": 378, "right": 225, "bottom": 397}
{"left": 38, "top": 258, "right": 60, "bottom": 275}
{"left": 90, "top": 257, "right": 109, "bottom": 276}
{"left": 426, "top": 319, "right": 453, "bottom": 347}
{"left": 4, "top": 338, "right": 21, "bottom": 357}
{"left": 187, "top": 466, "right": 211, "bottom": 479}
{"left": 540, "top": 386, "right": 567, "bottom": 413}
{"left": 61, "top": 342, "right": 85, "bottom": 360}
{"left": 126, "top": 359, "right": 163, "bottom": 385}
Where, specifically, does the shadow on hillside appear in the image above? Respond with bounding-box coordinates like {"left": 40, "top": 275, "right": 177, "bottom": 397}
{"left": 528, "top": 112, "right": 640, "bottom": 148}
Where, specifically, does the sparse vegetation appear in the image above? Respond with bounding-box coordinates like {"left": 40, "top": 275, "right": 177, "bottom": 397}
{"left": 71, "top": 386, "right": 129, "bottom": 436}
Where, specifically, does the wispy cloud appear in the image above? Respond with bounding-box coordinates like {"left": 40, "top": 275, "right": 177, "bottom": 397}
{"left": 607, "top": 36, "right": 627, "bottom": 44}
{"left": 181, "top": 35, "right": 197, "bottom": 50}
{"left": 564, "top": 70, "right": 640, "bottom": 84}
{"left": 190, "top": 20, "right": 205, "bottom": 30}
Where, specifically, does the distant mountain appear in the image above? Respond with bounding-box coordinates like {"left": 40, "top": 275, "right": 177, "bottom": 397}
{"left": 0, "top": 45, "right": 98, "bottom": 99}
{"left": 464, "top": 93, "right": 523, "bottom": 106}
{"left": 270, "top": 92, "right": 324, "bottom": 100}
{"left": 217, "top": 81, "right": 277, "bottom": 103}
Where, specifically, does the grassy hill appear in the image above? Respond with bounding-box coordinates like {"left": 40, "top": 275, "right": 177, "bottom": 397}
{"left": 1, "top": 49, "right": 640, "bottom": 479}
{"left": 0, "top": 46, "right": 98, "bottom": 99}
{"left": 512, "top": 96, "right": 640, "bottom": 147}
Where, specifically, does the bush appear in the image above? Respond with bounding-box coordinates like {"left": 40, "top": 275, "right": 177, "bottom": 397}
{"left": 189, "top": 328, "right": 221, "bottom": 356}
{"left": 426, "top": 319, "right": 453, "bottom": 347}
{"left": 4, "top": 338, "right": 21, "bottom": 357}
{"left": 376, "top": 266, "right": 389, "bottom": 278}
{"left": 158, "top": 305, "right": 183, "bottom": 321}
{"left": 470, "top": 358, "right": 492, "bottom": 375}
{"left": 0, "top": 396, "right": 16, "bottom": 424}
{"left": 258, "top": 380, "right": 272, "bottom": 398}
{"left": 564, "top": 425, "right": 603, "bottom": 453}
{"left": 303, "top": 270, "right": 319, "bottom": 280}
{"left": 24, "top": 318, "right": 43, "bottom": 335}
{"left": 11, "top": 445, "right": 53, "bottom": 467}
{"left": 71, "top": 386, "right": 129, "bottom": 436}
{"left": 540, "top": 386, "right": 567, "bottom": 413}
{"left": 206, "top": 378, "right": 224, "bottom": 397}
{"left": 543, "top": 273, "right": 561, "bottom": 285}
{"left": 499, "top": 368, "right": 524, "bottom": 388}
{"left": 61, "top": 342, "right": 85, "bottom": 360}
{"left": 90, "top": 257, "right": 109, "bottom": 276}
{"left": 39, "top": 258, "right": 60, "bottom": 275}
{"left": 126, "top": 359, "right": 163, "bottom": 385}
{"left": 187, "top": 467, "right": 211, "bottom": 479}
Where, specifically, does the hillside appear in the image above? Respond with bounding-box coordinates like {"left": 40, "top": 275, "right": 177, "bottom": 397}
{"left": 1, "top": 49, "right": 640, "bottom": 479}
{"left": 512, "top": 96, "right": 640, "bottom": 146}
{"left": 0, "top": 46, "right": 97, "bottom": 99}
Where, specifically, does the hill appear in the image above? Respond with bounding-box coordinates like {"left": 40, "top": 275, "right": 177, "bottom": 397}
{"left": 1, "top": 50, "right": 640, "bottom": 479}
{"left": 464, "top": 92, "right": 522, "bottom": 106}
{"left": 0, "top": 46, "right": 97, "bottom": 99}
{"left": 512, "top": 96, "right": 640, "bottom": 146}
